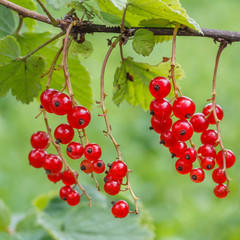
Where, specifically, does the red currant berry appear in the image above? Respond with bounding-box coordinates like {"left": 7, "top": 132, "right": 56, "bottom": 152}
{"left": 67, "top": 106, "right": 91, "bottom": 129}
{"left": 104, "top": 180, "right": 121, "bottom": 195}
{"left": 84, "top": 143, "right": 102, "bottom": 161}
{"left": 47, "top": 172, "right": 63, "bottom": 183}
{"left": 198, "top": 144, "right": 216, "bottom": 159}
{"left": 28, "top": 149, "right": 47, "bottom": 168}
{"left": 150, "top": 117, "right": 172, "bottom": 134}
{"left": 175, "top": 158, "right": 192, "bottom": 175}
{"left": 109, "top": 160, "right": 128, "bottom": 180}
{"left": 160, "top": 130, "right": 178, "bottom": 147}
{"left": 212, "top": 167, "right": 226, "bottom": 184}
{"left": 111, "top": 200, "right": 129, "bottom": 218}
{"left": 202, "top": 103, "right": 224, "bottom": 124}
{"left": 150, "top": 99, "right": 172, "bottom": 120}
{"left": 93, "top": 160, "right": 105, "bottom": 174}
{"left": 43, "top": 154, "right": 63, "bottom": 174}
{"left": 169, "top": 141, "right": 187, "bottom": 158}
{"left": 67, "top": 189, "right": 81, "bottom": 206}
{"left": 172, "top": 119, "right": 193, "bottom": 141}
{"left": 40, "top": 89, "right": 59, "bottom": 113}
{"left": 30, "top": 131, "right": 49, "bottom": 149}
{"left": 59, "top": 185, "right": 72, "bottom": 201}
{"left": 149, "top": 76, "right": 171, "bottom": 99}
{"left": 216, "top": 149, "right": 235, "bottom": 169}
{"left": 80, "top": 159, "right": 94, "bottom": 174}
{"left": 182, "top": 148, "right": 197, "bottom": 163}
{"left": 62, "top": 170, "right": 77, "bottom": 186}
{"left": 66, "top": 142, "right": 84, "bottom": 159}
{"left": 201, "top": 129, "right": 218, "bottom": 145}
{"left": 190, "top": 113, "right": 209, "bottom": 133}
{"left": 104, "top": 173, "right": 123, "bottom": 184}
{"left": 50, "top": 92, "right": 72, "bottom": 115}
{"left": 190, "top": 168, "right": 205, "bottom": 183}
{"left": 54, "top": 124, "right": 74, "bottom": 144}
{"left": 173, "top": 96, "right": 196, "bottom": 119}
{"left": 214, "top": 184, "right": 228, "bottom": 198}
{"left": 200, "top": 157, "right": 215, "bottom": 170}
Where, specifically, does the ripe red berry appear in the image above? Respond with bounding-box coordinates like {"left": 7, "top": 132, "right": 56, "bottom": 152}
{"left": 67, "top": 189, "right": 81, "bottom": 206}
{"left": 202, "top": 103, "right": 224, "bottom": 124}
{"left": 201, "top": 129, "right": 218, "bottom": 145}
{"left": 190, "top": 168, "right": 205, "bottom": 183}
{"left": 28, "top": 149, "right": 47, "bottom": 168}
{"left": 43, "top": 154, "right": 63, "bottom": 174}
{"left": 66, "top": 142, "right": 84, "bottom": 159}
{"left": 150, "top": 116, "right": 172, "bottom": 134}
{"left": 80, "top": 159, "right": 94, "bottom": 174}
{"left": 150, "top": 99, "right": 172, "bottom": 120}
{"left": 105, "top": 173, "right": 123, "bottom": 184}
{"left": 104, "top": 180, "right": 121, "bottom": 195}
{"left": 62, "top": 170, "right": 77, "bottom": 186}
{"left": 109, "top": 160, "right": 128, "bottom": 180}
{"left": 182, "top": 147, "right": 197, "bottom": 163}
{"left": 160, "top": 130, "right": 178, "bottom": 147}
{"left": 149, "top": 76, "right": 171, "bottom": 99}
{"left": 47, "top": 172, "right": 63, "bottom": 183}
{"left": 50, "top": 92, "right": 72, "bottom": 115}
{"left": 30, "top": 131, "right": 49, "bottom": 149}
{"left": 54, "top": 124, "right": 74, "bottom": 144}
{"left": 59, "top": 185, "right": 72, "bottom": 200}
{"left": 175, "top": 158, "right": 192, "bottom": 175}
{"left": 212, "top": 167, "right": 226, "bottom": 184}
{"left": 169, "top": 141, "right": 187, "bottom": 158}
{"left": 67, "top": 106, "right": 91, "bottom": 129}
{"left": 84, "top": 143, "right": 102, "bottom": 160}
{"left": 172, "top": 119, "right": 193, "bottom": 141}
{"left": 198, "top": 144, "right": 216, "bottom": 159}
{"left": 216, "top": 149, "right": 235, "bottom": 169}
{"left": 200, "top": 157, "right": 215, "bottom": 170}
{"left": 213, "top": 184, "right": 228, "bottom": 198}
{"left": 93, "top": 160, "right": 105, "bottom": 174}
{"left": 173, "top": 96, "right": 195, "bottom": 119}
{"left": 111, "top": 200, "right": 129, "bottom": 218}
{"left": 190, "top": 113, "right": 209, "bottom": 133}
{"left": 40, "top": 89, "right": 59, "bottom": 113}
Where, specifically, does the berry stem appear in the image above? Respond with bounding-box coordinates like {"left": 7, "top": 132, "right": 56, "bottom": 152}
{"left": 91, "top": 172, "right": 100, "bottom": 191}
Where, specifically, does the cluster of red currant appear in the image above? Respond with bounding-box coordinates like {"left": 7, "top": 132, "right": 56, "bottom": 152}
{"left": 149, "top": 76, "right": 235, "bottom": 198}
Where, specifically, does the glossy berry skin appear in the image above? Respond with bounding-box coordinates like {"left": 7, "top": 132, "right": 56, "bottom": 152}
{"left": 54, "top": 124, "right": 74, "bottom": 144}
{"left": 190, "top": 168, "right": 205, "bottom": 183}
{"left": 43, "top": 154, "right": 63, "bottom": 174}
{"left": 201, "top": 129, "right": 218, "bottom": 145}
{"left": 214, "top": 184, "right": 228, "bottom": 198}
{"left": 67, "top": 189, "right": 81, "bottom": 206}
{"left": 66, "top": 142, "right": 84, "bottom": 159}
{"left": 93, "top": 160, "right": 105, "bottom": 174}
{"left": 59, "top": 185, "right": 72, "bottom": 201}
{"left": 202, "top": 103, "right": 224, "bottom": 124}
{"left": 30, "top": 131, "right": 49, "bottom": 149}
{"left": 198, "top": 144, "right": 216, "bottom": 159}
{"left": 105, "top": 173, "right": 123, "bottom": 184}
{"left": 182, "top": 148, "right": 197, "bottom": 163}
{"left": 84, "top": 143, "right": 102, "bottom": 160}
{"left": 175, "top": 158, "right": 192, "bottom": 175}
{"left": 28, "top": 149, "right": 47, "bottom": 168}
{"left": 150, "top": 99, "right": 172, "bottom": 120}
{"left": 149, "top": 76, "right": 171, "bottom": 99}
{"left": 212, "top": 167, "right": 226, "bottom": 184}
{"left": 62, "top": 170, "right": 77, "bottom": 186}
{"left": 80, "top": 159, "right": 94, "bottom": 174}
{"left": 67, "top": 106, "right": 91, "bottom": 129}
{"left": 173, "top": 96, "right": 196, "bottom": 119}
{"left": 169, "top": 141, "right": 187, "bottom": 158}
{"left": 216, "top": 149, "right": 235, "bottom": 169}
{"left": 47, "top": 172, "right": 62, "bottom": 183}
{"left": 112, "top": 200, "right": 129, "bottom": 218}
{"left": 190, "top": 113, "right": 209, "bottom": 133}
{"left": 104, "top": 180, "right": 121, "bottom": 195}
{"left": 200, "top": 157, "right": 215, "bottom": 170}
{"left": 109, "top": 160, "right": 128, "bottom": 180}
{"left": 150, "top": 117, "right": 172, "bottom": 134}
{"left": 160, "top": 130, "right": 178, "bottom": 147}
{"left": 172, "top": 120, "right": 193, "bottom": 141}
{"left": 40, "top": 89, "right": 59, "bottom": 113}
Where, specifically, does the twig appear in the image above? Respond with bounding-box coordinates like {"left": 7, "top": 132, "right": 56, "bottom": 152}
{"left": 15, "top": 15, "right": 23, "bottom": 35}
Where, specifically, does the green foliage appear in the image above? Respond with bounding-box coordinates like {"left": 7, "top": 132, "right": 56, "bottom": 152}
{"left": 69, "top": 40, "right": 93, "bottom": 58}
{"left": 100, "top": 11, "right": 131, "bottom": 28}
{"left": 0, "top": 5, "right": 15, "bottom": 38}
{"left": 0, "top": 199, "right": 11, "bottom": 232}
{"left": 46, "top": 0, "right": 69, "bottom": 10}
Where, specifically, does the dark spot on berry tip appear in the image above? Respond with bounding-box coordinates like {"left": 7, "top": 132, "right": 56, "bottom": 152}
{"left": 97, "top": 162, "right": 103, "bottom": 168}
{"left": 105, "top": 170, "right": 109, "bottom": 174}
{"left": 63, "top": 197, "right": 67, "bottom": 201}
{"left": 67, "top": 147, "right": 72, "bottom": 152}
{"left": 111, "top": 201, "right": 116, "bottom": 205}
{"left": 87, "top": 148, "right": 92, "bottom": 154}
{"left": 80, "top": 165, "right": 86, "bottom": 171}
{"left": 150, "top": 110, "right": 155, "bottom": 116}
{"left": 185, "top": 113, "right": 191, "bottom": 119}
{"left": 40, "top": 104, "right": 43, "bottom": 108}
{"left": 185, "top": 154, "right": 190, "bottom": 160}
{"left": 191, "top": 175, "right": 197, "bottom": 180}
{"left": 104, "top": 177, "right": 108, "bottom": 182}
{"left": 79, "top": 118, "right": 85, "bottom": 125}
{"left": 160, "top": 139, "right": 165, "bottom": 145}
{"left": 55, "top": 139, "right": 61, "bottom": 144}
{"left": 149, "top": 126, "right": 153, "bottom": 130}
{"left": 207, "top": 164, "right": 212, "bottom": 169}
{"left": 107, "top": 163, "right": 112, "bottom": 168}
{"left": 180, "top": 130, "right": 186, "bottom": 136}
{"left": 154, "top": 84, "right": 160, "bottom": 91}
{"left": 54, "top": 101, "right": 60, "bottom": 107}
{"left": 177, "top": 166, "right": 183, "bottom": 171}
{"left": 45, "top": 169, "right": 51, "bottom": 175}
{"left": 171, "top": 153, "right": 176, "bottom": 158}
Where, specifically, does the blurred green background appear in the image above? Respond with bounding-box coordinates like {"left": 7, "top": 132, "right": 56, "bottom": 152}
{"left": 1, "top": 0, "right": 240, "bottom": 239}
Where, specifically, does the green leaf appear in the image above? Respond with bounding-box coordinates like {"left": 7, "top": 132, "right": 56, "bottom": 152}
{"left": 32, "top": 191, "right": 57, "bottom": 211}
{"left": 46, "top": 0, "right": 69, "bottom": 10}
{"left": 113, "top": 57, "right": 184, "bottom": 110}
{"left": 0, "top": 199, "right": 11, "bottom": 232}
{"left": 100, "top": 11, "right": 131, "bottom": 28}
{"left": 23, "top": 18, "right": 38, "bottom": 32}
{"left": 109, "top": 0, "right": 127, "bottom": 10}
{"left": 0, "top": 5, "right": 15, "bottom": 38}
{"left": 69, "top": 41, "right": 93, "bottom": 58}
{"left": 132, "top": 29, "right": 155, "bottom": 56}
